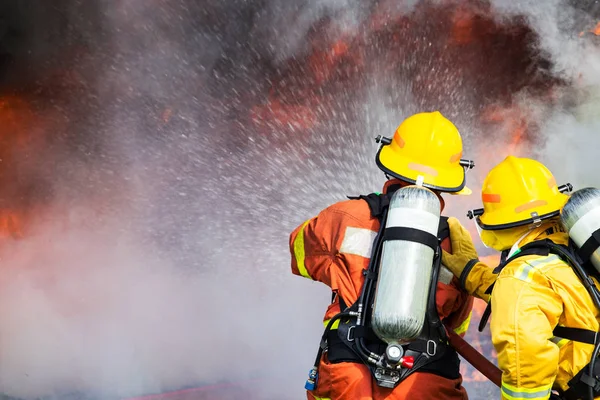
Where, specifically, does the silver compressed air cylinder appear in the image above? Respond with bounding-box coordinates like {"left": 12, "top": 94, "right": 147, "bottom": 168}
{"left": 371, "top": 185, "right": 441, "bottom": 344}
{"left": 560, "top": 187, "right": 600, "bottom": 273}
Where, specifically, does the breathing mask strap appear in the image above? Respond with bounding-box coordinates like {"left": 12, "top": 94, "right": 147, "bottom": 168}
{"left": 507, "top": 228, "right": 536, "bottom": 259}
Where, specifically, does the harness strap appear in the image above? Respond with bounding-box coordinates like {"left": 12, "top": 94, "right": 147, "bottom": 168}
{"left": 578, "top": 228, "right": 600, "bottom": 264}
{"left": 383, "top": 227, "right": 438, "bottom": 250}
{"left": 325, "top": 329, "right": 461, "bottom": 379}
{"left": 478, "top": 243, "right": 555, "bottom": 332}
{"left": 347, "top": 193, "right": 390, "bottom": 219}
{"left": 478, "top": 303, "right": 492, "bottom": 333}
{"left": 553, "top": 326, "right": 597, "bottom": 345}
{"left": 561, "top": 360, "right": 600, "bottom": 400}
{"left": 320, "top": 192, "right": 455, "bottom": 387}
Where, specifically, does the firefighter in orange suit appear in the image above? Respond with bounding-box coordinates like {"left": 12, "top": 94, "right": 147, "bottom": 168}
{"left": 442, "top": 156, "right": 600, "bottom": 400}
{"left": 290, "top": 111, "right": 475, "bottom": 400}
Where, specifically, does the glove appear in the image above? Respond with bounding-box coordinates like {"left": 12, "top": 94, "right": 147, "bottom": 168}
{"left": 442, "top": 217, "right": 479, "bottom": 281}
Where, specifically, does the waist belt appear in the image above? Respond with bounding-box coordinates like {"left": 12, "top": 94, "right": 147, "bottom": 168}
{"left": 325, "top": 329, "right": 461, "bottom": 380}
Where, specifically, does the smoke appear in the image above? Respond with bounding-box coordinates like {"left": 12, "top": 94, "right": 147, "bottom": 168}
{"left": 459, "top": 0, "right": 600, "bottom": 192}
{"left": 0, "top": 1, "right": 332, "bottom": 399}
{"left": 0, "top": 0, "right": 599, "bottom": 399}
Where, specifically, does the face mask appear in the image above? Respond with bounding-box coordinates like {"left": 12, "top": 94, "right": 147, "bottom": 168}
{"left": 473, "top": 218, "right": 489, "bottom": 248}
{"left": 478, "top": 225, "right": 531, "bottom": 252}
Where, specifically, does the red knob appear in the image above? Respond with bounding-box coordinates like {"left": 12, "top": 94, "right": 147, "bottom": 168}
{"left": 400, "top": 356, "right": 414, "bottom": 369}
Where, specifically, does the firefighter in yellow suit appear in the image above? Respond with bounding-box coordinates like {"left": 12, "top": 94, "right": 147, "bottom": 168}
{"left": 441, "top": 155, "right": 600, "bottom": 400}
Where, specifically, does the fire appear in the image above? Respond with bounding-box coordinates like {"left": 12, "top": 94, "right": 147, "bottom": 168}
{"left": 451, "top": 7, "right": 477, "bottom": 45}
{"left": 0, "top": 212, "right": 24, "bottom": 239}
{"left": 309, "top": 39, "right": 356, "bottom": 85}
{"left": 250, "top": 0, "right": 560, "bottom": 167}
{"left": 578, "top": 21, "right": 600, "bottom": 37}
{"left": 250, "top": 98, "right": 318, "bottom": 132}
{"left": 161, "top": 107, "right": 173, "bottom": 124}
{"left": 481, "top": 104, "right": 530, "bottom": 157}
{"left": 0, "top": 95, "right": 63, "bottom": 239}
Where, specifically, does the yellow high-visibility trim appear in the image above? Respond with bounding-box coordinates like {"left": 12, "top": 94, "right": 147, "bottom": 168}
{"left": 293, "top": 220, "right": 313, "bottom": 280}
{"left": 550, "top": 336, "right": 569, "bottom": 348}
{"left": 513, "top": 255, "right": 559, "bottom": 283}
{"left": 453, "top": 311, "right": 472, "bottom": 335}
{"left": 514, "top": 263, "right": 536, "bottom": 283}
{"left": 501, "top": 381, "right": 552, "bottom": 400}
{"left": 323, "top": 319, "right": 340, "bottom": 329}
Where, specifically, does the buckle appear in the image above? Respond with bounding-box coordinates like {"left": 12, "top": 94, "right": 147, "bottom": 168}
{"left": 426, "top": 340, "right": 437, "bottom": 356}
{"left": 347, "top": 326, "right": 355, "bottom": 342}
{"left": 580, "top": 373, "right": 600, "bottom": 392}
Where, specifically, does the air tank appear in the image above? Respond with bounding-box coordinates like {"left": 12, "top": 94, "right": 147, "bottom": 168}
{"left": 371, "top": 185, "right": 441, "bottom": 344}
{"left": 560, "top": 187, "right": 600, "bottom": 273}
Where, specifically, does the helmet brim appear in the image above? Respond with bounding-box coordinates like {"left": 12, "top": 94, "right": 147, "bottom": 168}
{"left": 376, "top": 145, "right": 468, "bottom": 193}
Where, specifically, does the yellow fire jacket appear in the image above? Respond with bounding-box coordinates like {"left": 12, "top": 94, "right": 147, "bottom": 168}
{"left": 463, "top": 223, "right": 600, "bottom": 400}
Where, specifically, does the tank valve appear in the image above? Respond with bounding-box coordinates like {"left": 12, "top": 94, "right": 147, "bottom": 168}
{"left": 400, "top": 356, "right": 415, "bottom": 369}
{"left": 385, "top": 344, "right": 404, "bottom": 365}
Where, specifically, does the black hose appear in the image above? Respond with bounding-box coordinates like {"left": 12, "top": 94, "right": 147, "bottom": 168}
{"left": 425, "top": 249, "right": 445, "bottom": 339}
{"left": 311, "top": 311, "right": 355, "bottom": 368}
{"left": 587, "top": 342, "right": 600, "bottom": 400}
{"left": 544, "top": 242, "right": 600, "bottom": 309}
{"left": 311, "top": 206, "right": 390, "bottom": 370}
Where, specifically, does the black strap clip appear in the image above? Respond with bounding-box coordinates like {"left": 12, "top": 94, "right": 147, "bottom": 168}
{"left": 580, "top": 373, "right": 600, "bottom": 392}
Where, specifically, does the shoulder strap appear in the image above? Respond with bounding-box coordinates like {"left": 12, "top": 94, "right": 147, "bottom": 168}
{"left": 347, "top": 192, "right": 389, "bottom": 219}
{"left": 479, "top": 240, "right": 600, "bottom": 342}
{"left": 348, "top": 192, "right": 450, "bottom": 240}
{"left": 577, "top": 228, "right": 600, "bottom": 264}
{"left": 478, "top": 240, "right": 556, "bottom": 332}
{"left": 438, "top": 216, "right": 450, "bottom": 241}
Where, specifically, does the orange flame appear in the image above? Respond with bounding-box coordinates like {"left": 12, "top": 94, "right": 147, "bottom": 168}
{"left": 0, "top": 212, "right": 24, "bottom": 239}
{"left": 161, "top": 107, "right": 173, "bottom": 124}
{"left": 481, "top": 104, "right": 530, "bottom": 157}
{"left": 250, "top": 99, "right": 317, "bottom": 132}
{"left": 451, "top": 7, "right": 476, "bottom": 45}
{"left": 579, "top": 21, "right": 600, "bottom": 37}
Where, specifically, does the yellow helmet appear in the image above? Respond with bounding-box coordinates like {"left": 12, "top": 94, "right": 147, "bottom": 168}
{"left": 471, "top": 156, "right": 571, "bottom": 231}
{"left": 375, "top": 111, "right": 474, "bottom": 195}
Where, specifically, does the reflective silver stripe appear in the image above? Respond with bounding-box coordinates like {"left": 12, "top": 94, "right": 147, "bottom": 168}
{"left": 514, "top": 255, "right": 561, "bottom": 282}
{"left": 501, "top": 383, "right": 552, "bottom": 399}
{"left": 501, "top": 386, "right": 552, "bottom": 399}
{"left": 438, "top": 265, "right": 454, "bottom": 285}
{"left": 550, "top": 336, "right": 562, "bottom": 344}
{"left": 340, "top": 227, "right": 377, "bottom": 258}
{"left": 517, "top": 264, "right": 535, "bottom": 281}
{"left": 527, "top": 254, "right": 559, "bottom": 267}
{"left": 550, "top": 336, "right": 569, "bottom": 348}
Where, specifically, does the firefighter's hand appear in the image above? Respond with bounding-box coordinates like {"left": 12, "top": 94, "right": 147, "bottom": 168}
{"left": 441, "top": 217, "right": 479, "bottom": 280}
